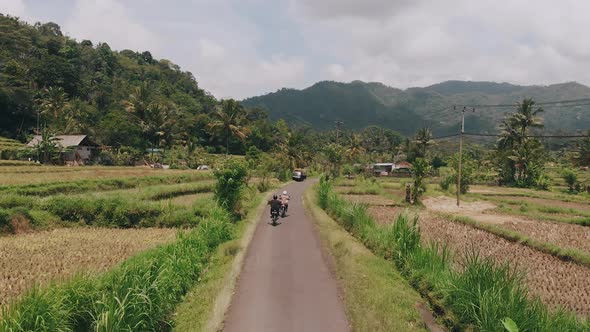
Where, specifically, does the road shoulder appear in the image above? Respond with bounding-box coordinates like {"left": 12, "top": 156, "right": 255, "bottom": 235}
{"left": 303, "top": 185, "right": 434, "bottom": 332}
{"left": 172, "top": 191, "right": 269, "bottom": 332}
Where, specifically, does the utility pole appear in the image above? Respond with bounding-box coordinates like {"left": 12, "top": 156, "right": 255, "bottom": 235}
{"left": 456, "top": 106, "right": 475, "bottom": 207}
{"left": 335, "top": 121, "right": 344, "bottom": 144}
{"left": 457, "top": 107, "right": 465, "bottom": 207}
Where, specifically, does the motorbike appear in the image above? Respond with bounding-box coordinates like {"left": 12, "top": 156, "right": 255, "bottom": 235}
{"left": 279, "top": 204, "right": 287, "bottom": 218}
{"left": 271, "top": 209, "right": 279, "bottom": 226}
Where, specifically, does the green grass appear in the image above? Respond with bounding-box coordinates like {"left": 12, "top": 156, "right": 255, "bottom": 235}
{"left": 316, "top": 177, "right": 589, "bottom": 331}
{"left": 0, "top": 206, "right": 234, "bottom": 331}
{"left": 477, "top": 196, "right": 590, "bottom": 226}
{"left": 0, "top": 172, "right": 212, "bottom": 196}
{"left": 305, "top": 186, "right": 428, "bottom": 331}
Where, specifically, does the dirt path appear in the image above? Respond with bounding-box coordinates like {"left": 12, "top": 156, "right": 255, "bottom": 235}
{"left": 223, "top": 181, "right": 350, "bottom": 332}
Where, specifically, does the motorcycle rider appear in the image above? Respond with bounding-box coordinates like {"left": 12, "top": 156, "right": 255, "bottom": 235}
{"left": 279, "top": 190, "right": 290, "bottom": 214}
{"left": 268, "top": 194, "right": 282, "bottom": 217}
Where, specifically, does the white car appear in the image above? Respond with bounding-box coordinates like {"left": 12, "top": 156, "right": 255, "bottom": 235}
{"left": 196, "top": 165, "right": 210, "bottom": 170}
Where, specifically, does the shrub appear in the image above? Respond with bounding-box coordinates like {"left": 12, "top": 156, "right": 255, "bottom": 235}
{"left": 213, "top": 160, "right": 248, "bottom": 216}
{"left": 411, "top": 158, "right": 430, "bottom": 203}
{"left": 562, "top": 169, "right": 578, "bottom": 193}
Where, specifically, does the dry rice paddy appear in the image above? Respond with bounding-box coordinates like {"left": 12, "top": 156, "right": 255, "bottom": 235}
{"left": 0, "top": 228, "right": 177, "bottom": 306}
{"left": 0, "top": 167, "right": 202, "bottom": 185}
{"left": 337, "top": 182, "right": 590, "bottom": 316}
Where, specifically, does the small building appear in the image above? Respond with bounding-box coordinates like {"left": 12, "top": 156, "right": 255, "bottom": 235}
{"left": 395, "top": 161, "right": 412, "bottom": 170}
{"left": 27, "top": 135, "right": 98, "bottom": 164}
{"left": 372, "top": 161, "right": 413, "bottom": 176}
{"left": 373, "top": 163, "right": 395, "bottom": 176}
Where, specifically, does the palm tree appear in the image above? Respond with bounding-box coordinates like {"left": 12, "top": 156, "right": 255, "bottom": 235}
{"left": 346, "top": 133, "right": 366, "bottom": 161}
{"left": 500, "top": 98, "right": 544, "bottom": 147}
{"left": 38, "top": 86, "right": 69, "bottom": 120}
{"left": 512, "top": 98, "right": 544, "bottom": 136}
{"left": 277, "top": 130, "right": 309, "bottom": 169}
{"left": 145, "top": 102, "right": 178, "bottom": 148}
{"left": 207, "top": 99, "right": 249, "bottom": 155}
{"left": 124, "top": 82, "right": 152, "bottom": 121}
{"left": 413, "top": 127, "right": 433, "bottom": 157}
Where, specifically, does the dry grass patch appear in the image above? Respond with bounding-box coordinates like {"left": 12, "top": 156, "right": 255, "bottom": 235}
{"left": 0, "top": 167, "right": 201, "bottom": 185}
{"left": 0, "top": 227, "right": 177, "bottom": 306}
{"left": 417, "top": 211, "right": 590, "bottom": 316}
{"left": 165, "top": 193, "right": 214, "bottom": 207}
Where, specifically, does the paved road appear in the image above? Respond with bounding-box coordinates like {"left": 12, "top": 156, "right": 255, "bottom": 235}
{"left": 223, "top": 180, "right": 350, "bottom": 332}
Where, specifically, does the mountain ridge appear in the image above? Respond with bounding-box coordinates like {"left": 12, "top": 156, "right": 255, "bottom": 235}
{"left": 242, "top": 80, "right": 590, "bottom": 135}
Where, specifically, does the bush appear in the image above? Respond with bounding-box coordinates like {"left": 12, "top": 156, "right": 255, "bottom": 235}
{"left": 562, "top": 169, "right": 578, "bottom": 192}
{"left": 411, "top": 158, "right": 430, "bottom": 203}
{"left": 213, "top": 160, "right": 248, "bottom": 216}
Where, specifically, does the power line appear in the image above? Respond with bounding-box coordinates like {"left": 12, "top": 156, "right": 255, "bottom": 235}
{"left": 431, "top": 133, "right": 460, "bottom": 140}
{"left": 463, "top": 133, "right": 589, "bottom": 138}
{"left": 456, "top": 97, "right": 590, "bottom": 109}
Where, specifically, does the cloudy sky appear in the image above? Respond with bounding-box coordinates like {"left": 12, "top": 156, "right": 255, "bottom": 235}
{"left": 1, "top": 0, "right": 589, "bottom": 99}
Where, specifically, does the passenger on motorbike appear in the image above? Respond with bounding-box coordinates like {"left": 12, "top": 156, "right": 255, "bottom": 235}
{"left": 279, "top": 190, "right": 290, "bottom": 214}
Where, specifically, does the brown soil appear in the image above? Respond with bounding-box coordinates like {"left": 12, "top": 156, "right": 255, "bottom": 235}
{"left": 0, "top": 228, "right": 177, "bottom": 306}
{"left": 417, "top": 212, "right": 590, "bottom": 316}
{"left": 423, "top": 196, "right": 590, "bottom": 255}
{"left": 341, "top": 194, "right": 396, "bottom": 206}
{"left": 368, "top": 206, "right": 403, "bottom": 225}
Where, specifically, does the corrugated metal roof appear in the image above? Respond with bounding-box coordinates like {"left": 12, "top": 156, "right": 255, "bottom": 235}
{"left": 27, "top": 135, "right": 88, "bottom": 147}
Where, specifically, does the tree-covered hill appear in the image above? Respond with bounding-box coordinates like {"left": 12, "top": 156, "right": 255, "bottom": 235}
{"left": 0, "top": 14, "right": 216, "bottom": 148}
{"left": 242, "top": 80, "right": 590, "bottom": 135}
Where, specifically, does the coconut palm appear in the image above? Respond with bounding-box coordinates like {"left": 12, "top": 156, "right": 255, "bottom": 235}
{"left": 346, "top": 133, "right": 366, "bottom": 161}
{"left": 207, "top": 99, "right": 249, "bottom": 155}
{"left": 124, "top": 82, "right": 152, "bottom": 121}
{"left": 38, "top": 86, "right": 69, "bottom": 120}
{"left": 413, "top": 127, "right": 433, "bottom": 157}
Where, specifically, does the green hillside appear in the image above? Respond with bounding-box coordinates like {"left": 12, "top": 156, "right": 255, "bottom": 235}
{"left": 0, "top": 14, "right": 216, "bottom": 147}
{"left": 242, "top": 80, "right": 590, "bottom": 135}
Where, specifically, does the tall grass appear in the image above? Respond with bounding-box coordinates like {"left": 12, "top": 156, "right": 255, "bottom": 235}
{"left": 0, "top": 206, "right": 234, "bottom": 331}
{"left": 316, "top": 177, "right": 589, "bottom": 331}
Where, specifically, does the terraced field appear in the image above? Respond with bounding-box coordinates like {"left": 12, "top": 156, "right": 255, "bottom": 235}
{"left": 335, "top": 178, "right": 590, "bottom": 316}
{"left": 0, "top": 166, "right": 217, "bottom": 309}
{"left": 0, "top": 228, "right": 177, "bottom": 306}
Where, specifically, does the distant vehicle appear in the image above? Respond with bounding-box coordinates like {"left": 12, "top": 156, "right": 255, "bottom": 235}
{"left": 292, "top": 168, "right": 307, "bottom": 181}
{"left": 196, "top": 165, "right": 210, "bottom": 170}
{"left": 580, "top": 166, "right": 589, "bottom": 171}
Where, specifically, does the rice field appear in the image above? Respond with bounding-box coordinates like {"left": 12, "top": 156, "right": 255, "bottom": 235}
{"left": 0, "top": 165, "right": 218, "bottom": 313}
{"left": 0, "top": 227, "right": 177, "bottom": 306}
{"left": 334, "top": 176, "right": 590, "bottom": 317}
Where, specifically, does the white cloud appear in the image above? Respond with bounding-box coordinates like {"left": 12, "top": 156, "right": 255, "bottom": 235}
{"left": 326, "top": 64, "right": 344, "bottom": 78}
{"left": 6, "top": 0, "right": 590, "bottom": 98}
{"left": 198, "top": 39, "right": 226, "bottom": 59}
{"left": 0, "top": 0, "right": 29, "bottom": 20}
{"left": 291, "top": 0, "right": 590, "bottom": 89}
{"left": 63, "top": 0, "right": 159, "bottom": 52}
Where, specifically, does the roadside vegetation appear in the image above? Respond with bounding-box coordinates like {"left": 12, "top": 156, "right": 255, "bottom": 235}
{"left": 305, "top": 186, "right": 429, "bottom": 331}
{"left": 0, "top": 160, "right": 282, "bottom": 330}
{"left": 316, "top": 177, "right": 590, "bottom": 331}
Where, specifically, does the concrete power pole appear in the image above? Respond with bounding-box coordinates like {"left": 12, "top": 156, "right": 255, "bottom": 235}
{"left": 456, "top": 106, "right": 475, "bottom": 207}
{"left": 335, "top": 121, "right": 344, "bottom": 144}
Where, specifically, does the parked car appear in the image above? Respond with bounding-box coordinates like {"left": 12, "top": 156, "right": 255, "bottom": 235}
{"left": 196, "top": 165, "right": 210, "bottom": 170}
{"left": 292, "top": 168, "right": 307, "bottom": 181}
